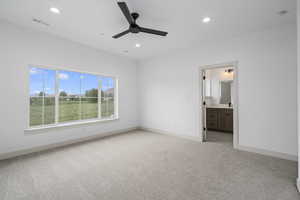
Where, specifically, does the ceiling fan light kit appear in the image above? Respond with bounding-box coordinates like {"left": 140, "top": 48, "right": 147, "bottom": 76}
{"left": 113, "top": 1, "right": 168, "bottom": 39}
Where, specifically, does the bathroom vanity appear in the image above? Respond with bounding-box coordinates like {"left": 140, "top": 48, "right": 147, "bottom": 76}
{"left": 206, "top": 106, "right": 233, "bottom": 133}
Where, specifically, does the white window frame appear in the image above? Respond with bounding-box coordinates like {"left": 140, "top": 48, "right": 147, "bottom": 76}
{"left": 26, "top": 65, "right": 119, "bottom": 131}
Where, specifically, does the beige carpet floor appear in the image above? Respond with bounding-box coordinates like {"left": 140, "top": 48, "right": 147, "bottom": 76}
{"left": 0, "top": 130, "right": 299, "bottom": 200}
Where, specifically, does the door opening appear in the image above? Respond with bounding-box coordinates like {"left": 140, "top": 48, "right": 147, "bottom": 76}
{"left": 199, "top": 62, "right": 239, "bottom": 148}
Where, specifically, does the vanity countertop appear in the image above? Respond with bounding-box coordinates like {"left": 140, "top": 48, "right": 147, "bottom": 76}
{"left": 206, "top": 105, "right": 233, "bottom": 109}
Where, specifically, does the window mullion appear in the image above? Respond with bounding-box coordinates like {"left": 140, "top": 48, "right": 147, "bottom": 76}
{"left": 114, "top": 78, "right": 118, "bottom": 118}
{"left": 79, "top": 76, "right": 82, "bottom": 120}
{"left": 105, "top": 86, "right": 108, "bottom": 117}
{"left": 98, "top": 77, "right": 102, "bottom": 119}
{"left": 55, "top": 70, "right": 59, "bottom": 124}
{"left": 42, "top": 71, "right": 45, "bottom": 125}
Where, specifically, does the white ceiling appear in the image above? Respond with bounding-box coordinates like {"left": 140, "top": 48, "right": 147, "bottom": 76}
{"left": 0, "top": 0, "right": 296, "bottom": 60}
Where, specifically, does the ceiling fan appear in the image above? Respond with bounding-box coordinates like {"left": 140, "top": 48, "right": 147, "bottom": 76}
{"left": 113, "top": 1, "right": 168, "bottom": 39}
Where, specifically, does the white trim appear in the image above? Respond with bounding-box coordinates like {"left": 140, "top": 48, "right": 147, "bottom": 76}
{"left": 297, "top": 178, "right": 300, "bottom": 192}
{"left": 28, "top": 64, "right": 118, "bottom": 79}
{"left": 140, "top": 127, "right": 202, "bottom": 142}
{"left": 198, "top": 61, "right": 239, "bottom": 148}
{"left": 1, "top": 127, "right": 138, "bottom": 161}
{"left": 237, "top": 144, "right": 298, "bottom": 161}
{"left": 200, "top": 69, "right": 206, "bottom": 141}
{"left": 140, "top": 127, "right": 298, "bottom": 162}
{"left": 25, "top": 117, "right": 119, "bottom": 133}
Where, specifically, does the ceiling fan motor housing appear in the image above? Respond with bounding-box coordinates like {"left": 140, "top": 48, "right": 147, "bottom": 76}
{"left": 130, "top": 24, "right": 140, "bottom": 33}
{"left": 130, "top": 13, "right": 140, "bottom": 33}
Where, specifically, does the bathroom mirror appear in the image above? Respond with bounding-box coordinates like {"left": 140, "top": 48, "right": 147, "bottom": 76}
{"left": 219, "top": 81, "right": 232, "bottom": 105}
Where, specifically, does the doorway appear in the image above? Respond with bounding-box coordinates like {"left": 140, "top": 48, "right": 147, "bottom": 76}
{"left": 199, "top": 62, "right": 239, "bottom": 148}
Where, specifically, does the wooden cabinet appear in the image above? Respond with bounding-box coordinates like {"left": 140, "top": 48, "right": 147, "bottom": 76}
{"left": 206, "top": 108, "right": 233, "bottom": 133}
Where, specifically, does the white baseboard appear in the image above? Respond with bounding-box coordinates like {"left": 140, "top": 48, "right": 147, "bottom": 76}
{"left": 0, "top": 127, "right": 138, "bottom": 161}
{"left": 139, "top": 127, "right": 202, "bottom": 142}
{"left": 139, "top": 127, "right": 297, "bottom": 162}
{"left": 3, "top": 126, "right": 296, "bottom": 164}
{"left": 297, "top": 178, "right": 300, "bottom": 192}
{"left": 236, "top": 145, "right": 298, "bottom": 162}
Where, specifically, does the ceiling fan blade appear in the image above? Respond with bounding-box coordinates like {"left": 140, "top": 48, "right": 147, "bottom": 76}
{"left": 140, "top": 27, "right": 168, "bottom": 36}
{"left": 117, "top": 2, "right": 134, "bottom": 24}
{"left": 112, "top": 29, "right": 130, "bottom": 39}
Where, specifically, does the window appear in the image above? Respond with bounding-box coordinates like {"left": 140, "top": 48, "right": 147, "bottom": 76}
{"left": 100, "top": 77, "right": 115, "bottom": 118}
{"left": 29, "top": 68, "right": 56, "bottom": 126}
{"left": 29, "top": 66, "right": 117, "bottom": 128}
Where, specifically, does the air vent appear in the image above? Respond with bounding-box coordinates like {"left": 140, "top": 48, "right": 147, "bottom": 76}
{"left": 32, "top": 18, "right": 50, "bottom": 26}
{"left": 278, "top": 10, "right": 288, "bottom": 16}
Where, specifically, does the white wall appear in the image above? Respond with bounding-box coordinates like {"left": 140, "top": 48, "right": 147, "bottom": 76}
{"left": 0, "top": 20, "right": 138, "bottom": 155}
{"left": 297, "top": 0, "right": 300, "bottom": 189}
{"left": 0, "top": 18, "right": 297, "bottom": 163}
{"left": 138, "top": 24, "right": 298, "bottom": 157}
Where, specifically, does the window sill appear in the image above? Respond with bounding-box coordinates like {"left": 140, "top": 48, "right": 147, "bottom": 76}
{"left": 24, "top": 117, "right": 119, "bottom": 134}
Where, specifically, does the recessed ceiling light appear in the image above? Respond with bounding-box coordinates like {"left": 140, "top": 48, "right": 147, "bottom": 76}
{"left": 135, "top": 43, "right": 141, "bottom": 48}
{"left": 50, "top": 7, "right": 60, "bottom": 14}
{"left": 202, "top": 17, "right": 211, "bottom": 23}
